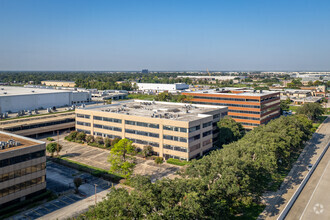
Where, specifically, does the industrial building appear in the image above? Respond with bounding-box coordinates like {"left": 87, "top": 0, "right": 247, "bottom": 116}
{"left": 0, "top": 86, "right": 91, "bottom": 113}
{"left": 41, "top": 80, "right": 76, "bottom": 87}
{"left": 182, "top": 89, "right": 280, "bottom": 129}
{"left": 0, "top": 131, "right": 46, "bottom": 208}
{"left": 135, "top": 83, "right": 189, "bottom": 93}
{"left": 177, "top": 75, "right": 246, "bottom": 84}
{"left": 75, "top": 100, "right": 228, "bottom": 160}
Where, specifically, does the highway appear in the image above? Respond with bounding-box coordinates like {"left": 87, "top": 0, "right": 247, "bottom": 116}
{"left": 285, "top": 141, "right": 330, "bottom": 219}
{"left": 259, "top": 116, "right": 330, "bottom": 219}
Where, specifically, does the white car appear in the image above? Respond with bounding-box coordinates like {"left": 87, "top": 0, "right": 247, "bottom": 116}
{"left": 308, "top": 164, "right": 313, "bottom": 171}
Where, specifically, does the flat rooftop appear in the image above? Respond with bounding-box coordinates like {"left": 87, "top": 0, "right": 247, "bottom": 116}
{"left": 0, "top": 86, "right": 70, "bottom": 97}
{"left": 184, "top": 89, "right": 279, "bottom": 97}
{"left": 0, "top": 131, "right": 44, "bottom": 152}
{"left": 82, "top": 100, "right": 227, "bottom": 121}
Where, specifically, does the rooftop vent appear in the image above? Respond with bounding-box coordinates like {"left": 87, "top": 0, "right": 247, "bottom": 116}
{"left": 0, "top": 139, "right": 21, "bottom": 150}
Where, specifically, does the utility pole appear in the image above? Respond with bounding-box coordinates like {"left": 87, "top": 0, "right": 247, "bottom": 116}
{"left": 94, "top": 184, "right": 98, "bottom": 205}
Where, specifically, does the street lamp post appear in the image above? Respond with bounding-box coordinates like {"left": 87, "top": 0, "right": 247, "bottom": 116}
{"left": 94, "top": 184, "right": 98, "bottom": 205}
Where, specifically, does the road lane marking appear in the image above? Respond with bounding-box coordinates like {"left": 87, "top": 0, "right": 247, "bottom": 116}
{"left": 299, "top": 161, "right": 330, "bottom": 220}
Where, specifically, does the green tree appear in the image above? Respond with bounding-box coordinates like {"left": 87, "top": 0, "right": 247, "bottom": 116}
{"left": 155, "top": 92, "right": 173, "bottom": 101}
{"left": 155, "top": 157, "right": 163, "bottom": 164}
{"left": 86, "top": 135, "right": 94, "bottom": 143}
{"left": 46, "top": 142, "right": 62, "bottom": 157}
{"left": 217, "top": 116, "right": 245, "bottom": 146}
{"left": 296, "top": 103, "right": 324, "bottom": 121}
{"left": 280, "top": 97, "right": 291, "bottom": 114}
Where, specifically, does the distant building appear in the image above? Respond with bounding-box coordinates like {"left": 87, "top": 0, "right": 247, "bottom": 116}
{"left": 182, "top": 89, "right": 280, "bottom": 129}
{"left": 91, "top": 90, "right": 128, "bottom": 101}
{"left": 177, "top": 75, "right": 246, "bottom": 84}
{"left": 0, "top": 131, "right": 46, "bottom": 208}
{"left": 135, "top": 83, "right": 189, "bottom": 93}
{"left": 41, "top": 80, "right": 76, "bottom": 87}
{"left": 142, "top": 69, "right": 149, "bottom": 74}
{"left": 0, "top": 86, "right": 91, "bottom": 113}
{"left": 75, "top": 100, "right": 228, "bottom": 160}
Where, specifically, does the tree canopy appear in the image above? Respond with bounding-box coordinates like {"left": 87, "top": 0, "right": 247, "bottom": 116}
{"left": 217, "top": 116, "right": 245, "bottom": 146}
{"left": 296, "top": 103, "right": 324, "bottom": 121}
{"left": 80, "top": 115, "right": 313, "bottom": 219}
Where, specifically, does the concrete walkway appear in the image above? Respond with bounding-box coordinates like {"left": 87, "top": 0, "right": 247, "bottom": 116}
{"left": 258, "top": 116, "right": 330, "bottom": 219}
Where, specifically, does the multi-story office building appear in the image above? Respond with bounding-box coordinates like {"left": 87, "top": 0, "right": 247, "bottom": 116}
{"left": 182, "top": 89, "right": 280, "bottom": 129}
{"left": 0, "top": 131, "right": 46, "bottom": 208}
{"left": 41, "top": 80, "right": 76, "bottom": 87}
{"left": 75, "top": 100, "right": 228, "bottom": 160}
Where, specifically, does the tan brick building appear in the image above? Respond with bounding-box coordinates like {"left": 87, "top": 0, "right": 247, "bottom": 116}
{"left": 0, "top": 131, "right": 46, "bottom": 208}
{"left": 41, "top": 80, "right": 76, "bottom": 87}
{"left": 75, "top": 100, "right": 228, "bottom": 160}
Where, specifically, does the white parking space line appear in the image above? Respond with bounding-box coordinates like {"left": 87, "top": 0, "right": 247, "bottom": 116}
{"left": 299, "top": 161, "right": 330, "bottom": 220}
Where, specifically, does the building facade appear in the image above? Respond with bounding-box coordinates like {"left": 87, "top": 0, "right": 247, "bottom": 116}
{"left": 182, "top": 89, "right": 280, "bottom": 129}
{"left": 0, "top": 86, "right": 91, "bottom": 113}
{"left": 41, "top": 80, "right": 76, "bottom": 87}
{"left": 0, "top": 131, "right": 46, "bottom": 208}
{"left": 75, "top": 100, "right": 228, "bottom": 160}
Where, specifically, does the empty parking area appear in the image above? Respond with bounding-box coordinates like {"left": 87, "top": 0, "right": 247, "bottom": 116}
{"left": 9, "top": 162, "right": 112, "bottom": 220}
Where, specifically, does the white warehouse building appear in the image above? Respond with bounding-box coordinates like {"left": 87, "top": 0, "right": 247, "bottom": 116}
{"left": 135, "top": 83, "right": 189, "bottom": 93}
{"left": 0, "top": 86, "right": 91, "bottom": 113}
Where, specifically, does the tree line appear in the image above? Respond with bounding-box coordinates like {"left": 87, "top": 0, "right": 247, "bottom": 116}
{"left": 78, "top": 114, "right": 313, "bottom": 219}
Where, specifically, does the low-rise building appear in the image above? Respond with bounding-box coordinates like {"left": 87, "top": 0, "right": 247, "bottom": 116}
{"left": 0, "top": 86, "right": 91, "bottom": 114}
{"left": 0, "top": 131, "right": 46, "bottom": 208}
{"left": 182, "top": 89, "right": 280, "bottom": 129}
{"left": 135, "top": 83, "right": 189, "bottom": 93}
{"left": 41, "top": 80, "right": 76, "bottom": 87}
{"left": 75, "top": 100, "right": 228, "bottom": 160}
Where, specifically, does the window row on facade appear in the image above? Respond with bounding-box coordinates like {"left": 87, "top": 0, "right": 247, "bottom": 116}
{"left": 230, "top": 115, "right": 260, "bottom": 121}
{"left": 229, "top": 109, "right": 261, "bottom": 115}
{"left": 163, "top": 135, "right": 187, "bottom": 143}
{"left": 76, "top": 114, "right": 90, "bottom": 119}
{"left": 93, "top": 132, "right": 121, "bottom": 139}
{"left": 190, "top": 96, "right": 259, "bottom": 102}
{"left": 191, "top": 101, "right": 261, "bottom": 109}
{"left": 125, "top": 129, "right": 159, "bottom": 138}
{"left": 93, "top": 116, "right": 122, "bottom": 123}
{"left": 77, "top": 121, "right": 91, "bottom": 127}
{"left": 0, "top": 176, "right": 45, "bottom": 198}
{"left": 125, "top": 120, "right": 159, "bottom": 129}
{"left": 163, "top": 144, "right": 188, "bottom": 152}
{"left": 0, "top": 150, "right": 45, "bottom": 168}
{"left": 94, "top": 124, "right": 122, "bottom": 132}
{"left": 0, "top": 162, "right": 46, "bottom": 183}
{"left": 128, "top": 138, "right": 159, "bottom": 148}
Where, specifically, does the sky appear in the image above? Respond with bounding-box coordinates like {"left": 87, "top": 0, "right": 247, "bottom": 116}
{"left": 0, "top": 0, "right": 330, "bottom": 71}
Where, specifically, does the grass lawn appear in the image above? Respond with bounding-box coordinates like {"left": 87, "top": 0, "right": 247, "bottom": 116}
{"left": 288, "top": 105, "right": 300, "bottom": 112}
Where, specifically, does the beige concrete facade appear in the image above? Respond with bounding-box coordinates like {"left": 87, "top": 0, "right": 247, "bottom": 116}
{"left": 41, "top": 80, "right": 76, "bottom": 87}
{"left": 75, "top": 100, "right": 228, "bottom": 160}
{"left": 0, "top": 131, "right": 46, "bottom": 207}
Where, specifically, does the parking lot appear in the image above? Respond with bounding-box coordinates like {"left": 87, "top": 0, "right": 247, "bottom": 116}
{"left": 9, "top": 162, "right": 113, "bottom": 220}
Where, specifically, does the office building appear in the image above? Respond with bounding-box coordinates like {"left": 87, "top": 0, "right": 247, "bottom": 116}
{"left": 182, "top": 89, "right": 280, "bottom": 129}
{"left": 0, "top": 86, "right": 91, "bottom": 113}
{"left": 0, "top": 131, "right": 46, "bottom": 208}
{"left": 75, "top": 100, "right": 228, "bottom": 160}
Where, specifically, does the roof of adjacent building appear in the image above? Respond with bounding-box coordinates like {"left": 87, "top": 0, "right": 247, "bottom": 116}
{"left": 0, "top": 86, "right": 70, "bottom": 97}
{"left": 0, "top": 131, "right": 44, "bottom": 152}
{"left": 41, "top": 80, "right": 75, "bottom": 83}
{"left": 80, "top": 100, "right": 227, "bottom": 121}
{"left": 183, "top": 89, "right": 279, "bottom": 97}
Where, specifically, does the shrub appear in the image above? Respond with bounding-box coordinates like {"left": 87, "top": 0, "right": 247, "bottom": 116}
{"left": 76, "top": 132, "right": 86, "bottom": 141}
{"left": 155, "top": 157, "right": 163, "bottom": 164}
{"left": 95, "top": 136, "right": 104, "bottom": 145}
{"left": 104, "top": 137, "right": 111, "bottom": 148}
{"left": 111, "top": 137, "right": 121, "bottom": 146}
{"left": 166, "top": 158, "right": 190, "bottom": 166}
{"left": 86, "top": 135, "right": 95, "bottom": 143}
{"left": 46, "top": 137, "right": 55, "bottom": 141}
